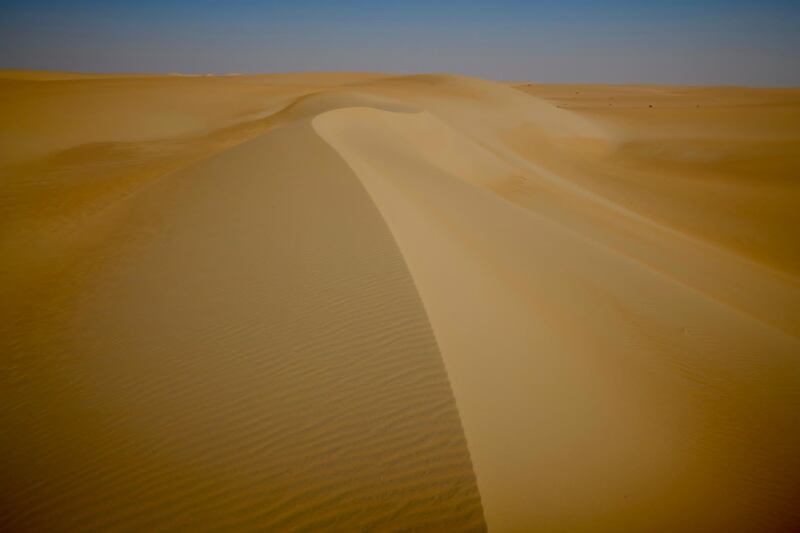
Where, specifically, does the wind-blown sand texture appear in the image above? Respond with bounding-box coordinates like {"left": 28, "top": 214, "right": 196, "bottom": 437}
{"left": 2, "top": 71, "right": 799, "bottom": 532}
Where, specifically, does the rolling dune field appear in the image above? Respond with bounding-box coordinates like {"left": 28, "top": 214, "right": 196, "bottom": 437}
{"left": 2, "top": 71, "right": 799, "bottom": 532}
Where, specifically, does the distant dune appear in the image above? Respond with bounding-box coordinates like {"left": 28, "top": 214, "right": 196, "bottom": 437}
{"left": 2, "top": 71, "right": 799, "bottom": 531}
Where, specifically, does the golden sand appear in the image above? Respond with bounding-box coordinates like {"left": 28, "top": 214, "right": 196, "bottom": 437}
{"left": 2, "top": 71, "right": 799, "bottom": 531}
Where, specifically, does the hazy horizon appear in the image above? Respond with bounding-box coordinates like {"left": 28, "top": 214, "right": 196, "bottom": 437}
{"left": 2, "top": 0, "right": 799, "bottom": 86}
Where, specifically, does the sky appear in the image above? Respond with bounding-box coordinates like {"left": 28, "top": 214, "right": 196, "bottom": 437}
{"left": 1, "top": 0, "right": 799, "bottom": 85}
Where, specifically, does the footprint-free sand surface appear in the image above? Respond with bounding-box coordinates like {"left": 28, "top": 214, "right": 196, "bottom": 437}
{"left": 2, "top": 71, "right": 799, "bottom": 531}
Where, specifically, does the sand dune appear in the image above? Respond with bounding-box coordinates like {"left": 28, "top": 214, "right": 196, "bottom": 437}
{"left": 2, "top": 72, "right": 799, "bottom": 531}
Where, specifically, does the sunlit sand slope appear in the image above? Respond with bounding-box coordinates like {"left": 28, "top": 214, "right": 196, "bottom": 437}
{"left": 2, "top": 72, "right": 799, "bottom": 532}
{"left": 315, "top": 77, "right": 800, "bottom": 532}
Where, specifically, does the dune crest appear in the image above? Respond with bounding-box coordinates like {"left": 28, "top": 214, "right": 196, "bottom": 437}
{"left": 3, "top": 71, "right": 800, "bottom": 531}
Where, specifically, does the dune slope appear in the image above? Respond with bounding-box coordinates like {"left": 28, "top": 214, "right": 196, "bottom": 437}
{"left": 1, "top": 76, "right": 484, "bottom": 531}
{"left": 2, "top": 72, "right": 800, "bottom": 532}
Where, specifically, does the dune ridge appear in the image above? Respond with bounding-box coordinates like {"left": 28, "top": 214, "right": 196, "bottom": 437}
{"left": 2, "top": 71, "right": 800, "bottom": 531}
{"left": 2, "top": 75, "right": 484, "bottom": 531}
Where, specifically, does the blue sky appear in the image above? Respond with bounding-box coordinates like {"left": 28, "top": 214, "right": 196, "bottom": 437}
{"left": 1, "top": 0, "right": 798, "bottom": 84}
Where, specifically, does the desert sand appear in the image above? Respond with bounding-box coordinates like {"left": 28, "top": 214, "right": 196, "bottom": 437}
{"left": 2, "top": 71, "right": 799, "bottom": 531}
